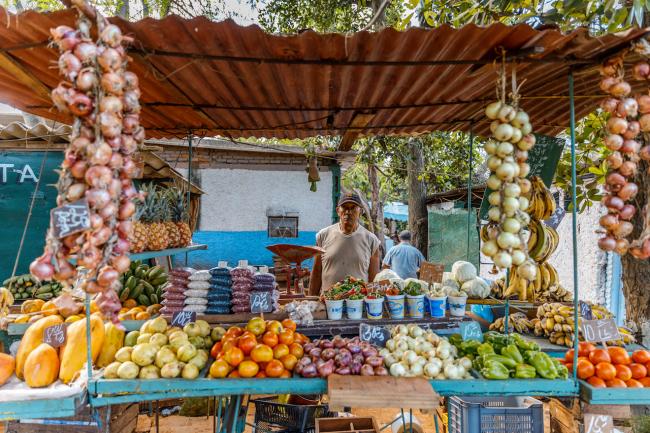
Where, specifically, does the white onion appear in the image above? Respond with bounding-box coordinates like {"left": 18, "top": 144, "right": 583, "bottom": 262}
{"left": 485, "top": 101, "right": 502, "bottom": 120}
{"left": 497, "top": 232, "right": 517, "bottom": 248}
{"left": 496, "top": 141, "right": 514, "bottom": 158}
{"left": 518, "top": 162, "right": 530, "bottom": 177}
{"left": 518, "top": 196, "right": 530, "bottom": 211}
{"left": 498, "top": 104, "right": 516, "bottom": 122}
{"left": 488, "top": 191, "right": 501, "bottom": 206}
{"left": 481, "top": 240, "right": 498, "bottom": 257}
{"left": 521, "top": 122, "right": 532, "bottom": 135}
{"left": 493, "top": 252, "right": 512, "bottom": 268}
{"left": 496, "top": 162, "right": 516, "bottom": 181}
{"left": 509, "top": 127, "right": 523, "bottom": 144}
{"left": 511, "top": 111, "right": 529, "bottom": 129}
{"left": 487, "top": 207, "right": 501, "bottom": 222}
{"left": 511, "top": 249, "right": 526, "bottom": 266}
{"left": 502, "top": 197, "right": 520, "bottom": 216}
{"left": 495, "top": 124, "right": 514, "bottom": 142}
{"left": 487, "top": 175, "right": 502, "bottom": 190}
{"left": 518, "top": 178, "right": 531, "bottom": 194}
{"left": 503, "top": 183, "right": 521, "bottom": 197}
{"left": 487, "top": 155, "right": 502, "bottom": 170}
{"left": 502, "top": 218, "right": 521, "bottom": 233}
{"left": 484, "top": 141, "right": 497, "bottom": 155}
{"left": 517, "top": 134, "right": 536, "bottom": 151}
{"left": 518, "top": 263, "right": 538, "bottom": 281}
{"left": 490, "top": 120, "right": 500, "bottom": 134}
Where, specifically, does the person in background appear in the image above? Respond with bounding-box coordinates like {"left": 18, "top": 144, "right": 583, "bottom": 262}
{"left": 309, "top": 192, "right": 380, "bottom": 295}
{"left": 382, "top": 230, "right": 425, "bottom": 279}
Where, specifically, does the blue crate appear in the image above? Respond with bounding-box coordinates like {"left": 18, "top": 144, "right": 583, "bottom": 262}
{"left": 448, "top": 396, "right": 543, "bottom": 433}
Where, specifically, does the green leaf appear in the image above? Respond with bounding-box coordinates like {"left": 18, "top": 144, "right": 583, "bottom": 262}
{"left": 588, "top": 166, "right": 603, "bottom": 175}
{"left": 423, "top": 10, "right": 435, "bottom": 26}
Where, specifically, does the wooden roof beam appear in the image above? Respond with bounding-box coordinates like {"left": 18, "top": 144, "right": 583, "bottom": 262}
{"left": 339, "top": 113, "right": 375, "bottom": 151}
{"left": 0, "top": 52, "right": 51, "bottom": 101}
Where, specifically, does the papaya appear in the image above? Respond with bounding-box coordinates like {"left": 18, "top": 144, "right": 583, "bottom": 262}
{"left": 0, "top": 352, "right": 15, "bottom": 386}
{"left": 59, "top": 313, "right": 105, "bottom": 383}
{"left": 40, "top": 301, "right": 58, "bottom": 316}
{"left": 21, "top": 299, "right": 44, "bottom": 314}
{"left": 96, "top": 322, "right": 125, "bottom": 368}
{"left": 27, "top": 314, "right": 44, "bottom": 323}
{"left": 135, "top": 311, "right": 151, "bottom": 320}
{"left": 14, "top": 314, "right": 29, "bottom": 324}
{"left": 24, "top": 343, "right": 59, "bottom": 388}
{"left": 15, "top": 315, "right": 63, "bottom": 379}
{"left": 123, "top": 299, "right": 137, "bottom": 309}
{"left": 65, "top": 315, "right": 82, "bottom": 324}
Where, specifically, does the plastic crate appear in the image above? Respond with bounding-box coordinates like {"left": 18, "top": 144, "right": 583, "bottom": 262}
{"left": 251, "top": 397, "right": 332, "bottom": 433}
{"left": 448, "top": 396, "right": 543, "bottom": 433}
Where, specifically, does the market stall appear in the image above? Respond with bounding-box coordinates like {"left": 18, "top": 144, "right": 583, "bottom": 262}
{"left": 0, "top": 1, "right": 648, "bottom": 431}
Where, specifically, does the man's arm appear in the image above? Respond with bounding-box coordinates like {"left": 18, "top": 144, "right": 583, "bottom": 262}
{"left": 308, "top": 254, "right": 322, "bottom": 296}
{"left": 382, "top": 248, "right": 393, "bottom": 270}
{"left": 368, "top": 249, "right": 380, "bottom": 282}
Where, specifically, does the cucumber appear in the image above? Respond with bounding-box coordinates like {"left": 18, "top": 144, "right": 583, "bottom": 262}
{"left": 35, "top": 292, "right": 53, "bottom": 300}
{"left": 137, "top": 294, "right": 151, "bottom": 306}
{"left": 35, "top": 284, "right": 52, "bottom": 295}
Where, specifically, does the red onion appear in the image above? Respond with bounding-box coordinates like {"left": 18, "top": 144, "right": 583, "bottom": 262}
{"left": 335, "top": 367, "right": 351, "bottom": 375}
{"left": 90, "top": 227, "right": 112, "bottom": 246}
{"left": 84, "top": 280, "right": 103, "bottom": 294}
{"left": 617, "top": 98, "right": 638, "bottom": 118}
{"left": 51, "top": 85, "right": 73, "bottom": 113}
{"left": 604, "top": 195, "right": 624, "bottom": 211}
{"left": 51, "top": 25, "right": 76, "bottom": 43}
{"left": 109, "top": 152, "right": 124, "bottom": 170}
{"left": 320, "top": 340, "right": 334, "bottom": 349}
{"left": 621, "top": 139, "right": 641, "bottom": 154}
{"left": 97, "top": 266, "right": 119, "bottom": 287}
{"left": 606, "top": 172, "right": 626, "bottom": 186}
{"left": 317, "top": 359, "right": 336, "bottom": 377}
{"left": 86, "top": 188, "right": 111, "bottom": 208}
{"left": 638, "top": 95, "right": 650, "bottom": 113}
{"left": 58, "top": 52, "right": 82, "bottom": 80}
{"left": 89, "top": 142, "right": 113, "bottom": 166}
{"left": 613, "top": 221, "right": 634, "bottom": 238}
{"left": 360, "top": 364, "right": 375, "bottom": 376}
{"left": 113, "top": 237, "right": 130, "bottom": 255}
{"left": 123, "top": 114, "right": 139, "bottom": 134}
{"left": 119, "top": 201, "right": 136, "bottom": 220}
{"left": 101, "top": 72, "right": 124, "bottom": 95}
{"left": 100, "top": 25, "right": 123, "bottom": 48}
{"left": 303, "top": 343, "right": 315, "bottom": 353}
{"left": 600, "top": 77, "right": 618, "bottom": 92}
{"left": 604, "top": 134, "right": 623, "bottom": 151}
{"left": 123, "top": 91, "right": 141, "bottom": 113}
{"left": 76, "top": 68, "right": 97, "bottom": 92}
{"left": 66, "top": 183, "right": 87, "bottom": 201}
{"left": 640, "top": 114, "right": 650, "bottom": 131}
{"left": 68, "top": 92, "right": 93, "bottom": 117}
{"left": 321, "top": 348, "right": 336, "bottom": 360}
{"left": 332, "top": 336, "right": 347, "bottom": 349}
{"left": 73, "top": 42, "right": 97, "bottom": 64}
{"left": 71, "top": 137, "right": 91, "bottom": 152}
{"left": 335, "top": 351, "right": 352, "bottom": 367}
{"left": 374, "top": 366, "right": 389, "bottom": 376}
{"left": 30, "top": 259, "right": 54, "bottom": 281}
{"left": 89, "top": 213, "right": 103, "bottom": 229}
{"left": 111, "top": 255, "right": 131, "bottom": 273}
{"left": 124, "top": 71, "right": 139, "bottom": 90}
{"left": 85, "top": 165, "right": 112, "bottom": 187}
{"left": 623, "top": 121, "right": 641, "bottom": 139}
{"left": 79, "top": 125, "right": 95, "bottom": 141}
{"left": 54, "top": 258, "right": 75, "bottom": 280}
{"left": 606, "top": 152, "right": 623, "bottom": 169}
{"left": 600, "top": 214, "right": 618, "bottom": 230}
{"left": 98, "top": 47, "right": 122, "bottom": 71}
{"left": 99, "top": 202, "right": 117, "bottom": 220}
{"left": 117, "top": 220, "right": 133, "bottom": 236}
{"left": 607, "top": 117, "right": 628, "bottom": 134}
{"left": 601, "top": 97, "right": 619, "bottom": 113}
{"left": 365, "top": 356, "right": 383, "bottom": 368}
{"left": 100, "top": 95, "right": 123, "bottom": 113}
{"left": 610, "top": 81, "right": 632, "bottom": 97}
{"left": 78, "top": 244, "right": 101, "bottom": 269}
{"left": 598, "top": 237, "right": 617, "bottom": 251}
{"left": 121, "top": 135, "right": 138, "bottom": 154}
{"left": 99, "top": 112, "right": 122, "bottom": 138}
{"left": 619, "top": 161, "right": 638, "bottom": 177}
{"left": 633, "top": 62, "right": 650, "bottom": 80}
{"left": 615, "top": 238, "right": 630, "bottom": 255}
{"left": 618, "top": 182, "right": 639, "bottom": 200}
{"left": 301, "top": 364, "right": 318, "bottom": 378}
{"left": 620, "top": 204, "right": 636, "bottom": 220}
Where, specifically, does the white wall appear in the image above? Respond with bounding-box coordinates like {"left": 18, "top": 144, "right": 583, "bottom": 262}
{"left": 197, "top": 168, "right": 334, "bottom": 232}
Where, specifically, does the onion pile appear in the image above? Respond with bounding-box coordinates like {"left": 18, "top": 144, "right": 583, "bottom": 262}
{"left": 30, "top": 4, "right": 143, "bottom": 323}
{"left": 295, "top": 336, "right": 387, "bottom": 377}
{"left": 597, "top": 56, "right": 650, "bottom": 258}
{"left": 481, "top": 86, "right": 538, "bottom": 281}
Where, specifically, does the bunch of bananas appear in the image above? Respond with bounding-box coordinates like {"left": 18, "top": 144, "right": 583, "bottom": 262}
{"left": 526, "top": 176, "right": 556, "bottom": 220}
{"left": 2, "top": 274, "right": 63, "bottom": 301}
{"left": 0, "top": 287, "right": 14, "bottom": 317}
{"left": 528, "top": 219, "right": 559, "bottom": 263}
{"left": 491, "top": 263, "right": 571, "bottom": 303}
{"left": 531, "top": 302, "right": 636, "bottom": 347}
{"left": 118, "top": 261, "right": 168, "bottom": 307}
{"left": 489, "top": 313, "right": 534, "bottom": 333}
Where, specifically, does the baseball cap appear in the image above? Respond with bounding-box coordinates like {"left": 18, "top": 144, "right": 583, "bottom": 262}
{"left": 337, "top": 192, "right": 363, "bottom": 207}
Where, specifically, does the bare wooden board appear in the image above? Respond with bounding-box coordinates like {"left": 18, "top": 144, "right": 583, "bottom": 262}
{"left": 327, "top": 375, "right": 439, "bottom": 411}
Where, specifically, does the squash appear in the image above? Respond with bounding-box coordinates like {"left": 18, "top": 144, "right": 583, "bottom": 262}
{"left": 65, "top": 315, "right": 82, "bottom": 323}
{"left": 15, "top": 315, "right": 63, "bottom": 379}
{"left": 59, "top": 313, "right": 104, "bottom": 383}
{"left": 21, "top": 299, "right": 44, "bottom": 314}
{"left": 40, "top": 301, "right": 58, "bottom": 316}
{"left": 0, "top": 353, "right": 15, "bottom": 386}
{"left": 96, "top": 322, "right": 125, "bottom": 368}
{"left": 24, "top": 343, "right": 59, "bottom": 388}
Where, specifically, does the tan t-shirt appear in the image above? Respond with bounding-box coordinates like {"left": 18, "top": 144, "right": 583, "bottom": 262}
{"left": 316, "top": 224, "right": 380, "bottom": 291}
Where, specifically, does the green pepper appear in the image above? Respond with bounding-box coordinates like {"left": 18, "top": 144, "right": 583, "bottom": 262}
{"left": 483, "top": 354, "right": 518, "bottom": 369}
{"left": 501, "top": 344, "right": 524, "bottom": 364}
{"left": 449, "top": 334, "right": 463, "bottom": 348}
{"left": 459, "top": 340, "right": 481, "bottom": 356}
{"left": 526, "top": 351, "right": 558, "bottom": 379}
{"left": 552, "top": 359, "right": 569, "bottom": 379}
{"left": 477, "top": 342, "right": 495, "bottom": 357}
{"left": 512, "top": 333, "right": 540, "bottom": 352}
{"left": 473, "top": 356, "right": 484, "bottom": 370}
{"left": 514, "top": 363, "right": 537, "bottom": 379}
{"left": 481, "top": 359, "right": 510, "bottom": 380}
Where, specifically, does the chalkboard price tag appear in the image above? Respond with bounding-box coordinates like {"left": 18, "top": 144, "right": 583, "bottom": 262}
{"left": 171, "top": 311, "right": 196, "bottom": 327}
{"left": 544, "top": 207, "right": 565, "bottom": 230}
{"left": 250, "top": 292, "right": 273, "bottom": 313}
{"left": 459, "top": 321, "right": 483, "bottom": 342}
{"left": 359, "top": 323, "right": 391, "bottom": 347}
{"left": 584, "top": 413, "right": 613, "bottom": 433}
{"left": 580, "top": 301, "right": 593, "bottom": 320}
{"left": 581, "top": 319, "right": 620, "bottom": 343}
{"left": 50, "top": 199, "right": 91, "bottom": 239}
{"left": 420, "top": 262, "right": 445, "bottom": 284}
{"left": 43, "top": 323, "right": 66, "bottom": 348}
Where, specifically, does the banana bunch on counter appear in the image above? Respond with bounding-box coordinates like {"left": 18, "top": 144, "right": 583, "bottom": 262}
{"left": 526, "top": 176, "right": 556, "bottom": 221}
{"left": 489, "top": 313, "right": 535, "bottom": 333}
{"left": 528, "top": 219, "right": 559, "bottom": 263}
{"left": 0, "top": 287, "right": 13, "bottom": 317}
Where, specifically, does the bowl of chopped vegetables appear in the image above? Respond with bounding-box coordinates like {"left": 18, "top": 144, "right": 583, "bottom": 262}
{"left": 404, "top": 281, "right": 426, "bottom": 318}
{"left": 385, "top": 283, "right": 405, "bottom": 319}
{"left": 364, "top": 287, "right": 385, "bottom": 320}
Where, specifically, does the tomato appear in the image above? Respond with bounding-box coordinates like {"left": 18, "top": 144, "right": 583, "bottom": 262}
{"left": 238, "top": 360, "right": 260, "bottom": 378}
{"left": 564, "top": 349, "right": 575, "bottom": 363}
{"left": 605, "top": 378, "right": 627, "bottom": 388}
{"left": 228, "top": 370, "right": 240, "bottom": 378}
{"left": 646, "top": 362, "right": 650, "bottom": 376}
{"left": 209, "top": 359, "right": 231, "bottom": 378}
{"left": 596, "top": 362, "right": 617, "bottom": 381}
{"left": 639, "top": 377, "right": 650, "bottom": 387}
{"left": 262, "top": 332, "right": 279, "bottom": 348}
{"left": 626, "top": 379, "right": 644, "bottom": 388}
{"left": 565, "top": 363, "right": 573, "bottom": 374}
{"left": 251, "top": 344, "right": 274, "bottom": 363}
{"left": 225, "top": 326, "right": 243, "bottom": 338}
{"left": 255, "top": 371, "right": 267, "bottom": 378}
{"left": 224, "top": 347, "right": 244, "bottom": 367}
{"left": 221, "top": 338, "right": 236, "bottom": 354}
{"left": 265, "top": 359, "right": 285, "bottom": 378}
{"left": 210, "top": 342, "right": 223, "bottom": 359}
{"left": 587, "top": 376, "right": 607, "bottom": 388}
{"left": 294, "top": 333, "right": 309, "bottom": 345}
{"left": 280, "top": 369, "right": 292, "bottom": 378}
{"left": 608, "top": 347, "right": 631, "bottom": 365}
{"left": 615, "top": 364, "right": 632, "bottom": 381}
{"left": 578, "top": 342, "right": 596, "bottom": 357}
{"left": 589, "top": 349, "right": 611, "bottom": 365}
{"left": 632, "top": 350, "right": 650, "bottom": 364}
{"left": 282, "top": 319, "right": 297, "bottom": 332}
{"left": 266, "top": 320, "right": 283, "bottom": 335}
{"left": 279, "top": 329, "right": 295, "bottom": 346}
{"left": 289, "top": 343, "right": 304, "bottom": 359}
{"left": 630, "top": 363, "right": 648, "bottom": 379}
{"left": 246, "top": 317, "right": 267, "bottom": 337}
{"left": 273, "top": 344, "right": 290, "bottom": 360}
{"left": 238, "top": 335, "right": 257, "bottom": 355}
{"left": 281, "top": 354, "right": 298, "bottom": 371}
{"left": 577, "top": 359, "right": 595, "bottom": 380}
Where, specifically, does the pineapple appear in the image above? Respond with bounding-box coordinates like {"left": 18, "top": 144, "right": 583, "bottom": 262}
{"left": 130, "top": 190, "right": 148, "bottom": 253}
{"left": 161, "top": 187, "right": 181, "bottom": 248}
{"left": 139, "top": 183, "right": 169, "bottom": 251}
{"left": 168, "top": 184, "right": 193, "bottom": 247}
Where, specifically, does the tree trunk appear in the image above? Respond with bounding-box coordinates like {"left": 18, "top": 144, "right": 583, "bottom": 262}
{"left": 407, "top": 138, "right": 428, "bottom": 256}
{"left": 368, "top": 163, "right": 385, "bottom": 255}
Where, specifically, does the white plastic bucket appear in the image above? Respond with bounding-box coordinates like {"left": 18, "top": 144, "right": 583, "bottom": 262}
{"left": 390, "top": 411, "right": 424, "bottom": 433}
{"left": 325, "top": 299, "right": 344, "bottom": 320}
{"left": 448, "top": 295, "right": 468, "bottom": 317}
{"left": 365, "top": 297, "right": 384, "bottom": 320}
{"left": 406, "top": 294, "right": 425, "bottom": 318}
{"left": 427, "top": 295, "right": 447, "bottom": 318}
{"left": 345, "top": 298, "right": 364, "bottom": 320}
{"left": 386, "top": 294, "right": 405, "bottom": 319}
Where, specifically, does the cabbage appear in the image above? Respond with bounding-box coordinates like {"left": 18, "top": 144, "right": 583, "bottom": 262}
{"left": 460, "top": 278, "right": 491, "bottom": 299}
{"left": 451, "top": 261, "right": 477, "bottom": 283}
{"left": 404, "top": 278, "right": 429, "bottom": 291}
{"left": 374, "top": 269, "right": 401, "bottom": 282}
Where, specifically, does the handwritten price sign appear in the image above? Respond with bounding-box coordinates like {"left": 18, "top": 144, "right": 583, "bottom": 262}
{"left": 359, "top": 323, "right": 390, "bottom": 347}
{"left": 50, "top": 199, "right": 90, "bottom": 239}
{"left": 250, "top": 292, "right": 272, "bottom": 313}
{"left": 584, "top": 414, "right": 613, "bottom": 433}
{"left": 171, "top": 311, "right": 196, "bottom": 327}
{"left": 581, "top": 319, "right": 621, "bottom": 343}
{"left": 460, "top": 321, "right": 483, "bottom": 342}
{"left": 43, "top": 323, "right": 67, "bottom": 348}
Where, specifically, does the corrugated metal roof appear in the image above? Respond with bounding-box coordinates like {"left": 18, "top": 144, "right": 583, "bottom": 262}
{"left": 0, "top": 8, "right": 646, "bottom": 142}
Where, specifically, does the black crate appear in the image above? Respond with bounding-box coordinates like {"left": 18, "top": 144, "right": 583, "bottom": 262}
{"left": 252, "top": 397, "right": 332, "bottom": 433}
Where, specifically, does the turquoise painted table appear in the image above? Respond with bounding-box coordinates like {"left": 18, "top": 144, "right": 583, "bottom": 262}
{"left": 580, "top": 380, "right": 650, "bottom": 405}
{"left": 0, "top": 392, "right": 86, "bottom": 421}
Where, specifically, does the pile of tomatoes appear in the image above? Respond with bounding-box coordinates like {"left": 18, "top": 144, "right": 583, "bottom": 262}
{"left": 561, "top": 342, "right": 650, "bottom": 388}
{"left": 208, "top": 317, "right": 310, "bottom": 379}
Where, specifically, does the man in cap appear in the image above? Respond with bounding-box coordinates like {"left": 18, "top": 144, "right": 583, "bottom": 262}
{"left": 309, "top": 192, "right": 380, "bottom": 295}
{"left": 382, "top": 230, "right": 425, "bottom": 279}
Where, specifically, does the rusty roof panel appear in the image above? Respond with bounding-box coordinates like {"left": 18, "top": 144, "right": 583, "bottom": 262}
{"left": 0, "top": 8, "right": 646, "bottom": 140}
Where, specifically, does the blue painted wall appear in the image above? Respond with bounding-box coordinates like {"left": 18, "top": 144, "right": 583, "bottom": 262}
{"left": 174, "top": 230, "right": 318, "bottom": 269}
